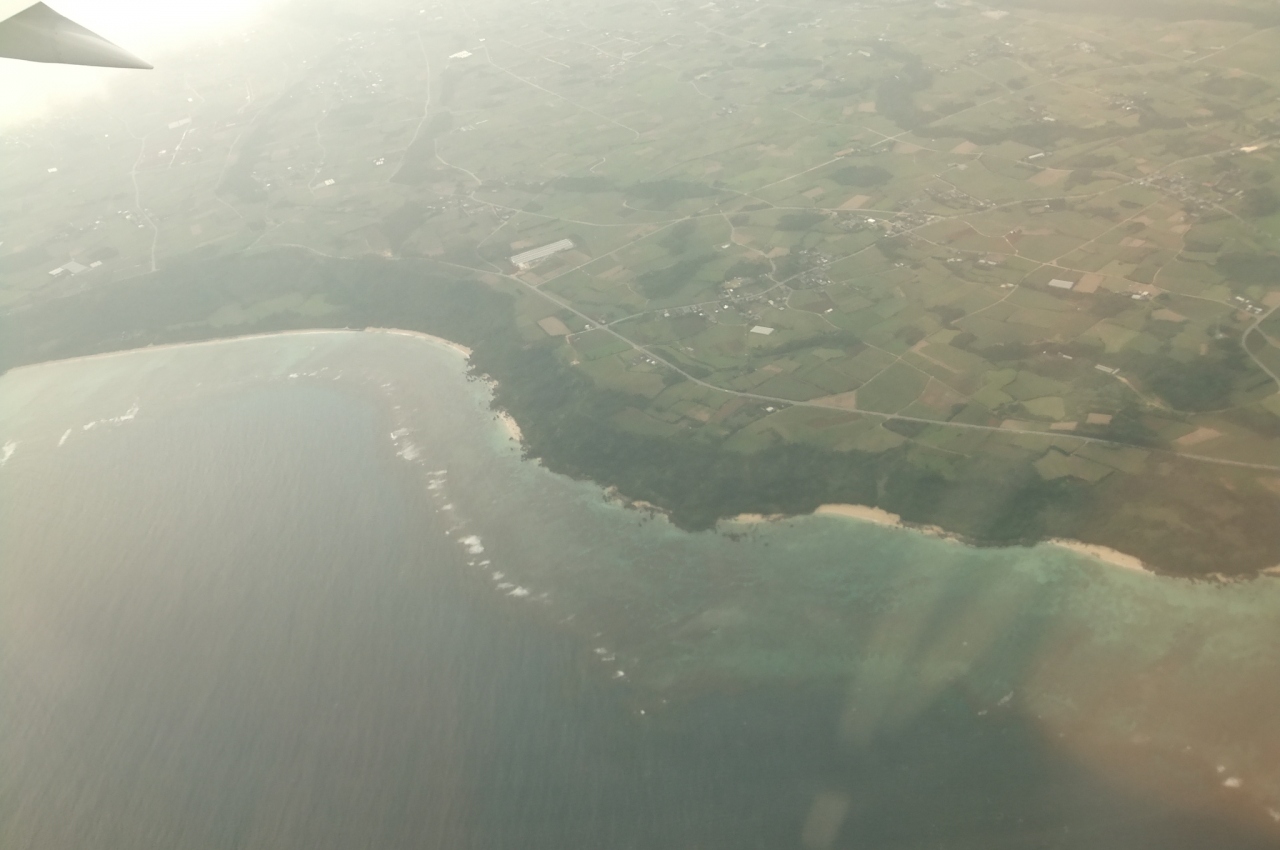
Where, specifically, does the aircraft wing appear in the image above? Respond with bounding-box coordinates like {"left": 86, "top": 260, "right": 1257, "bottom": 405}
{"left": 0, "top": 1, "right": 151, "bottom": 69}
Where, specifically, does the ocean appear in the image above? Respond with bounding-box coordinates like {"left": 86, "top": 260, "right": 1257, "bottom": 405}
{"left": 2, "top": 330, "right": 1278, "bottom": 849}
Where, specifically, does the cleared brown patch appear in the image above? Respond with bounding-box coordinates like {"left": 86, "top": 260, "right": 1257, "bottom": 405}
{"left": 1030, "top": 168, "right": 1068, "bottom": 187}
{"left": 1175, "top": 427, "right": 1222, "bottom": 447}
{"left": 1264, "top": 292, "right": 1280, "bottom": 308}
{"left": 537, "top": 316, "right": 572, "bottom": 336}
{"left": 803, "top": 186, "right": 826, "bottom": 199}
{"left": 1152, "top": 309, "right": 1187, "bottom": 323}
{"left": 1050, "top": 421, "right": 1079, "bottom": 431}
{"left": 1261, "top": 478, "right": 1280, "bottom": 497}
{"left": 894, "top": 141, "right": 922, "bottom": 155}
{"left": 839, "top": 194, "right": 871, "bottom": 210}
{"left": 858, "top": 101, "right": 877, "bottom": 113}
{"left": 1000, "top": 419, "right": 1035, "bottom": 431}
{"left": 1086, "top": 413, "right": 1113, "bottom": 425}
{"left": 951, "top": 140, "right": 979, "bottom": 155}
{"left": 813, "top": 391, "right": 859, "bottom": 410}
{"left": 1076, "top": 273, "right": 1105, "bottom": 293}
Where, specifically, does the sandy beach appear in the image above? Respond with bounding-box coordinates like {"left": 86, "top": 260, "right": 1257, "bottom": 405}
{"left": 497, "top": 411, "right": 523, "bottom": 442}
{"left": 4, "top": 328, "right": 350, "bottom": 374}
{"left": 813, "top": 504, "right": 1153, "bottom": 576}
{"left": 1046, "top": 539, "right": 1153, "bottom": 575}
{"left": 364, "top": 327, "right": 473, "bottom": 358}
{"left": 728, "top": 513, "right": 787, "bottom": 524}
{"left": 6, "top": 326, "right": 476, "bottom": 376}
{"left": 6, "top": 328, "right": 476, "bottom": 377}
{"left": 813, "top": 503, "right": 906, "bottom": 528}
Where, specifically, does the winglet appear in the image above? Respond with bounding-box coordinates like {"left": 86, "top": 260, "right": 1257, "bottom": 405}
{"left": 0, "top": 2, "right": 152, "bottom": 69}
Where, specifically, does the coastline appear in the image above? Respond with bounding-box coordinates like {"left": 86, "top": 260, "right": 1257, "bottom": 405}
{"left": 1045, "top": 539, "right": 1153, "bottom": 576}
{"left": 0, "top": 327, "right": 1164, "bottom": 578}
{"left": 729, "top": 503, "right": 1153, "bottom": 577}
{"left": 3, "top": 328, "right": 350, "bottom": 374}
{"left": 365, "top": 327, "right": 473, "bottom": 358}
{"left": 3, "top": 327, "right": 475, "bottom": 376}
{"left": 497, "top": 411, "right": 523, "bottom": 443}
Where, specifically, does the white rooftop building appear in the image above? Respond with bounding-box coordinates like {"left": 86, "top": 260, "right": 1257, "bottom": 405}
{"left": 49, "top": 261, "right": 89, "bottom": 276}
{"left": 511, "top": 239, "right": 574, "bottom": 269}
{"left": 1048, "top": 278, "right": 1075, "bottom": 290}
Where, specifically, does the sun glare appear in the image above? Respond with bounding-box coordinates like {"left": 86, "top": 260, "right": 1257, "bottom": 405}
{"left": 0, "top": 0, "right": 274, "bottom": 126}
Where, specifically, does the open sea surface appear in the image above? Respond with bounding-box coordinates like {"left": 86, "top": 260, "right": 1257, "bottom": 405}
{"left": 3, "top": 330, "right": 1280, "bottom": 849}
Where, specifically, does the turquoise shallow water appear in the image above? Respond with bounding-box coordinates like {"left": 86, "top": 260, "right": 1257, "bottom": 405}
{"left": 2, "top": 330, "right": 1280, "bottom": 848}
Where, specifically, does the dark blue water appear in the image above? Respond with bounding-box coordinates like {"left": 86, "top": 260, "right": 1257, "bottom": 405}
{"left": 1, "top": 334, "right": 1276, "bottom": 849}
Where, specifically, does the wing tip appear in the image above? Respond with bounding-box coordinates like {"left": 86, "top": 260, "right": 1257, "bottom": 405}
{"left": 0, "top": 2, "right": 153, "bottom": 69}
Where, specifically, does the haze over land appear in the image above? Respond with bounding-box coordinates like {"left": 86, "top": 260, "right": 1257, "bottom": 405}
{"left": 8, "top": 1, "right": 1280, "bottom": 845}
{"left": 3, "top": 0, "right": 1280, "bottom": 576}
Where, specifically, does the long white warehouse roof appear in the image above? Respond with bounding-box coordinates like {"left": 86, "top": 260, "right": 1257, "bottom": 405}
{"left": 511, "top": 239, "right": 574, "bottom": 267}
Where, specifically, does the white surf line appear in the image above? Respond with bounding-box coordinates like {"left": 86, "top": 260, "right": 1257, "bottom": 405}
{"left": 15, "top": 326, "right": 1279, "bottom": 476}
